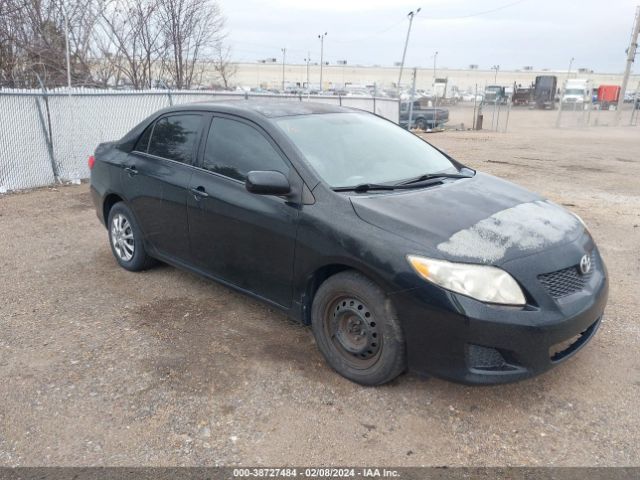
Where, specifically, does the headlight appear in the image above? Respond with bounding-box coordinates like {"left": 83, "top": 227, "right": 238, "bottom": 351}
{"left": 407, "top": 255, "right": 526, "bottom": 306}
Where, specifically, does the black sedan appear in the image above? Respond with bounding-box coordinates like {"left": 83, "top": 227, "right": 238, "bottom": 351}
{"left": 90, "top": 101, "right": 608, "bottom": 386}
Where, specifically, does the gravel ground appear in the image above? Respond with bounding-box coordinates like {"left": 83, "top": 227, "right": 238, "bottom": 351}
{"left": 1, "top": 113, "right": 639, "bottom": 466}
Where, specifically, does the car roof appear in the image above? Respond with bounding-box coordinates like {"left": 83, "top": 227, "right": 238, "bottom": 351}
{"left": 164, "top": 99, "right": 353, "bottom": 118}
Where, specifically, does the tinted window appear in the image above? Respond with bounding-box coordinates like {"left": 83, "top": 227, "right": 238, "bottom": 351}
{"left": 134, "top": 124, "right": 153, "bottom": 152}
{"left": 203, "top": 117, "right": 288, "bottom": 181}
{"left": 148, "top": 114, "right": 201, "bottom": 164}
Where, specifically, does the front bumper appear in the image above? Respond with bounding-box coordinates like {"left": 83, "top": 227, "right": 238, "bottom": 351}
{"left": 390, "top": 248, "right": 609, "bottom": 385}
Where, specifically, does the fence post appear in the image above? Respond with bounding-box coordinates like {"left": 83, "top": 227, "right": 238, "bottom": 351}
{"left": 167, "top": 89, "right": 173, "bottom": 106}
{"left": 503, "top": 96, "right": 512, "bottom": 133}
{"left": 34, "top": 81, "right": 60, "bottom": 183}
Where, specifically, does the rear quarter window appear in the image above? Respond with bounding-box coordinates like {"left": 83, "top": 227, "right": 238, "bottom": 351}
{"left": 134, "top": 124, "right": 153, "bottom": 153}
{"left": 147, "top": 114, "right": 202, "bottom": 164}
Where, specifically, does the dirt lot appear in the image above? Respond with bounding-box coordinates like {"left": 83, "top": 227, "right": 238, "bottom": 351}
{"left": 1, "top": 112, "right": 639, "bottom": 466}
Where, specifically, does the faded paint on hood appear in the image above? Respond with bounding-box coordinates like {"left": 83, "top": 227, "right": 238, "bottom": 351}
{"left": 350, "top": 173, "right": 583, "bottom": 265}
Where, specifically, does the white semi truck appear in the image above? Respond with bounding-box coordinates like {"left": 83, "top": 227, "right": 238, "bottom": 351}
{"left": 562, "top": 78, "right": 590, "bottom": 105}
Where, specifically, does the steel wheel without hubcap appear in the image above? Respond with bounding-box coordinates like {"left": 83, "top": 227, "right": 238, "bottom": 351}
{"left": 325, "top": 296, "right": 382, "bottom": 369}
{"left": 110, "top": 213, "right": 135, "bottom": 262}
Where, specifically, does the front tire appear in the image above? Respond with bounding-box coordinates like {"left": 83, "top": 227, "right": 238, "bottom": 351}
{"left": 107, "top": 202, "right": 156, "bottom": 272}
{"left": 311, "top": 271, "right": 406, "bottom": 386}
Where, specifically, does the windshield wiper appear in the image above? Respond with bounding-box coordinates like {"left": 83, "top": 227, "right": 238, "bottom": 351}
{"left": 333, "top": 183, "right": 398, "bottom": 193}
{"left": 333, "top": 169, "right": 476, "bottom": 193}
{"left": 397, "top": 170, "right": 475, "bottom": 186}
{"left": 334, "top": 177, "right": 451, "bottom": 193}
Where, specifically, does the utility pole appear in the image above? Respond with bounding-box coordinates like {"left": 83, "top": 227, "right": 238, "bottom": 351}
{"left": 407, "top": 68, "right": 417, "bottom": 130}
{"left": 318, "top": 32, "right": 327, "bottom": 92}
{"left": 281, "top": 48, "right": 286, "bottom": 92}
{"left": 63, "top": 3, "right": 72, "bottom": 90}
{"left": 397, "top": 8, "right": 421, "bottom": 95}
{"left": 616, "top": 5, "right": 640, "bottom": 125}
{"left": 433, "top": 51, "right": 438, "bottom": 127}
{"left": 304, "top": 52, "right": 311, "bottom": 89}
{"left": 432, "top": 51, "right": 438, "bottom": 87}
{"left": 556, "top": 56, "right": 575, "bottom": 128}
{"left": 492, "top": 64, "right": 500, "bottom": 84}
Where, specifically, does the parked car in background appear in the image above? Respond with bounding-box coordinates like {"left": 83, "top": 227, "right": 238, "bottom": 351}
{"left": 399, "top": 100, "right": 449, "bottom": 130}
{"left": 462, "top": 92, "right": 483, "bottom": 102}
{"left": 90, "top": 100, "right": 608, "bottom": 386}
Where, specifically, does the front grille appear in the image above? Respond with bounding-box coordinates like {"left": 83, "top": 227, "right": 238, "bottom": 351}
{"left": 549, "top": 318, "right": 601, "bottom": 362}
{"left": 538, "top": 251, "right": 596, "bottom": 299}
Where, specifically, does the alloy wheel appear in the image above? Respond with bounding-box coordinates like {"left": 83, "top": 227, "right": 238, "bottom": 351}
{"left": 110, "top": 213, "right": 135, "bottom": 262}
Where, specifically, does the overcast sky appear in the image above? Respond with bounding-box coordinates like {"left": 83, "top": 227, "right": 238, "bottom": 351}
{"left": 217, "top": 0, "right": 639, "bottom": 73}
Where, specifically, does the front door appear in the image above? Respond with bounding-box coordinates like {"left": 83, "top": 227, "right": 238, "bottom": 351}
{"left": 187, "top": 115, "right": 299, "bottom": 307}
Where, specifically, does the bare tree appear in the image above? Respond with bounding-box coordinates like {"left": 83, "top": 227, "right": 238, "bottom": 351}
{"left": 213, "top": 44, "right": 237, "bottom": 89}
{"left": 0, "top": 0, "right": 103, "bottom": 88}
{"left": 158, "top": 0, "right": 225, "bottom": 89}
{"left": 0, "top": 0, "right": 231, "bottom": 90}
{"left": 0, "top": 2, "right": 23, "bottom": 87}
{"left": 97, "top": 0, "right": 165, "bottom": 89}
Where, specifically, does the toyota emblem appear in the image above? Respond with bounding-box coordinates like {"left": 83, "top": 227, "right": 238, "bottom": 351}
{"left": 579, "top": 254, "right": 592, "bottom": 275}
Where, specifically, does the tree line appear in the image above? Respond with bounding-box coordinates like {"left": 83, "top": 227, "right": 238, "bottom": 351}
{"left": 0, "top": 0, "right": 237, "bottom": 89}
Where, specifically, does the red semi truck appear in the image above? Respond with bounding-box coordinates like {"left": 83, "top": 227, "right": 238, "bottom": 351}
{"left": 597, "top": 85, "right": 621, "bottom": 108}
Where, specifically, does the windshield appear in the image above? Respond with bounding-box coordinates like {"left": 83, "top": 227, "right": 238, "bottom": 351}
{"left": 565, "top": 88, "right": 584, "bottom": 95}
{"left": 275, "top": 112, "right": 457, "bottom": 188}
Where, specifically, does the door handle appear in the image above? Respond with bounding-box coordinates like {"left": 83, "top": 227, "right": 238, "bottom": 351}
{"left": 190, "top": 186, "right": 209, "bottom": 199}
{"left": 124, "top": 165, "right": 138, "bottom": 176}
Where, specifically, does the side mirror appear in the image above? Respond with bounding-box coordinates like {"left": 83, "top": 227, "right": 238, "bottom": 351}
{"left": 245, "top": 170, "right": 291, "bottom": 196}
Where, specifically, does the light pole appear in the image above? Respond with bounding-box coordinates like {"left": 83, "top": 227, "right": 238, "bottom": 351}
{"left": 281, "top": 48, "right": 286, "bottom": 92}
{"left": 556, "top": 56, "right": 575, "bottom": 127}
{"left": 492, "top": 64, "right": 500, "bottom": 84}
{"left": 304, "top": 52, "right": 311, "bottom": 89}
{"left": 432, "top": 51, "right": 438, "bottom": 96}
{"left": 433, "top": 51, "right": 439, "bottom": 126}
{"left": 318, "top": 32, "right": 327, "bottom": 92}
{"left": 398, "top": 7, "right": 421, "bottom": 95}
{"left": 433, "top": 51, "right": 438, "bottom": 81}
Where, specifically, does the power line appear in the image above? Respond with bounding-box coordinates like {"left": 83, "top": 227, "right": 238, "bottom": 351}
{"left": 330, "top": 18, "right": 406, "bottom": 45}
{"left": 417, "top": 0, "right": 527, "bottom": 21}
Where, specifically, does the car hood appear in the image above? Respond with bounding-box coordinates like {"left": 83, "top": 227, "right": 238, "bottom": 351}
{"left": 349, "top": 172, "right": 584, "bottom": 265}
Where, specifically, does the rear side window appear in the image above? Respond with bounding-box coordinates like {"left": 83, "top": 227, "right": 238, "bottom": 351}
{"left": 147, "top": 114, "right": 202, "bottom": 164}
{"left": 202, "top": 117, "right": 289, "bottom": 181}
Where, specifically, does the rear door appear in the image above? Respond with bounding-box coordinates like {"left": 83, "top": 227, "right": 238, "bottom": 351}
{"left": 187, "top": 114, "right": 299, "bottom": 307}
{"left": 122, "top": 113, "right": 205, "bottom": 262}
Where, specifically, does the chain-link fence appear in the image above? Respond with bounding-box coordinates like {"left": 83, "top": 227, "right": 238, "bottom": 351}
{"left": 440, "top": 98, "right": 640, "bottom": 133}
{"left": 0, "top": 89, "right": 399, "bottom": 192}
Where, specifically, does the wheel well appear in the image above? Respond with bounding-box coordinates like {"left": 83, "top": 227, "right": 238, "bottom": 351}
{"left": 102, "top": 193, "right": 123, "bottom": 224}
{"left": 302, "top": 264, "right": 354, "bottom": 325}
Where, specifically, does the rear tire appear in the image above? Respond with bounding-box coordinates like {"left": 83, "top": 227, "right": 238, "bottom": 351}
{"left": 311, "top": 271, "right": 406, "bottom": 386}
{"left": 414, "top": 118, "right": 426, "bottom": 131}
{"left": 107, "top": 202, "right": 156, "bottom": 272}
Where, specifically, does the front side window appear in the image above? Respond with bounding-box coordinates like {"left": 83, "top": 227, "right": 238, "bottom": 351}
{"left": 147, "top": 114, "right": 202, "bottom": 164}
{"left": 276, "top": 112, "right": 456, "bottom": 188}
{"left": 203, "top": 117, "right": 289, "bottom": 181}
